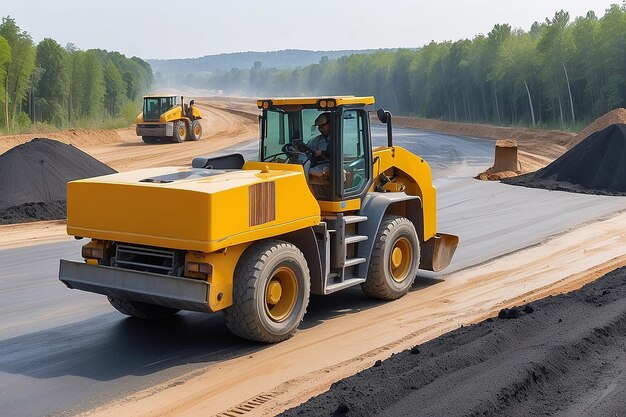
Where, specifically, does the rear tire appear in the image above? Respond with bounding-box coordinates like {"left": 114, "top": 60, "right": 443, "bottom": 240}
{"left": 361, "top": 215, "right": 420, "bottom": 300}
{"left": 223, "top": 240, "right": 310, "bottom": 343}
{"left": 189, "top": 120, "right": 202, "bottom": 141}
{"left": 108, "top": 297, "right": 179, "bottom": 320}
{"left": 172, "top": 121, "right": 187, "bottom": 143}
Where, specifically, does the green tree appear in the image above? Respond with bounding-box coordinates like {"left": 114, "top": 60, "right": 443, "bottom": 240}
{"left": 0, "top": 35, "right": 10, "bottom": 131}
{"left": 538, "top": 11, "right": 575, "bottom": 127}
{"left": 81, "top": 50, "right": 105, "bottom": 119}
{"left": 66, "top": 48, "right": 105, "bottom": 122}
{"left": 596, "top": 3, "right": 626, "bottom": 111}
{"left": 0, "top": 16, "right": 36, "bottom": 131}
{"left": 494, "top": 32, "right": 540, "bottom": 125}
{"left": 35, "top": 38, "right": 68, "bottom": 123}
{"left": 486, "top": 24, "right": 512, "bottom": 124}
{"left": 103, "top": 60, "right": 125, "bottom": 116}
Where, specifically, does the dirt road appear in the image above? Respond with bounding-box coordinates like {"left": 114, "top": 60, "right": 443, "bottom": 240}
{"left": 88, "top": 102, "right": 257, "bottom": 171}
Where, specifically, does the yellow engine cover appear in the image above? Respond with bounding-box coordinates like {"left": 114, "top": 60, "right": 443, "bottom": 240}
{"left": 67, "top": 164, "right": 321, "bottom": 252}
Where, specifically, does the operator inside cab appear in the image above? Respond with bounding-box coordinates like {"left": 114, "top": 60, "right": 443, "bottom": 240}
{"left": 259, "top": 98, "right": 372, "bottom": 203}
{"left": 306, "top": 113, "right": 333, "bottom": 198}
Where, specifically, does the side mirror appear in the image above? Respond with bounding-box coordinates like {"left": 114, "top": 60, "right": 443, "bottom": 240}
{"left": 377, "top": 108, "right": 393, "bottom": 147}
{"left": 377, "top": 108, "right": 389, "bottom": 123}
{"left": 189, "top": 99, "right": 195, "bottom": 106}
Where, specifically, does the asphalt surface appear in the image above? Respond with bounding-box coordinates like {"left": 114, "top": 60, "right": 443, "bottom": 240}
{"left": 0, "top": 125, "right": 624, "bottom": 416}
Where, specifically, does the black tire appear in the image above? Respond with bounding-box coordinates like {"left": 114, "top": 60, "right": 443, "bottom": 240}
{"left": 172, "top": 121, "right": 187, "bottom": 143}
{"left": 142, "top": 136, "right": 159, "bottom": 144}
{"left": 189, "top": 120, "right": 202, "bottom": 141}
{"left": 224, "top": 240, "right": 311, "bottom": 343}
{"left": 107, "top": 297, "right": 179, "bottom": 320}
{"left": 361, "top": 215, "right": 420, "bottom": 300}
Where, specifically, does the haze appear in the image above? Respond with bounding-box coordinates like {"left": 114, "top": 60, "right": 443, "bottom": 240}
{"left": 2, "top": 0, "right": 619, "bottom": 59}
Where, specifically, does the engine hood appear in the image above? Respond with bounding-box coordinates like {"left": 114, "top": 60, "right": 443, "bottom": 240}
{"left": 67, "top": 163, "right": 321, "bottom": 252}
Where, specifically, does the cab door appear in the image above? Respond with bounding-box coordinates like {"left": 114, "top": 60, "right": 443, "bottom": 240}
{"left": 332, "top": 108, "right": 372, "bottom": 201}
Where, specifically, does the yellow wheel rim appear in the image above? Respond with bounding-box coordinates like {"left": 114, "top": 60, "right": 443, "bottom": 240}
{"left": 265, "top": 266, "right": 298, "bottom": 322}
{"left": 194, "top": 125, "right": 201, "bottom": 136}
{"left": 179, "top": 126, "right": 185, "bottom": 137}
{"left": 389, "top": 237, "right": 412, "bottom": 282}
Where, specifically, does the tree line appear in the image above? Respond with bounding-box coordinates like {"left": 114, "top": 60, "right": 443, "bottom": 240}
{"left": 206, "top": 4, "right": 626, "bottom": 129}
{"left": 0, "top": 17, "right": 153, "bottom": 133}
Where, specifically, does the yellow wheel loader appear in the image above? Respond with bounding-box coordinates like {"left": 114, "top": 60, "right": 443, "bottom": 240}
{"left": 60, "top": 96, "right": 458, "bottom": 343}
{"left": 135, "top": 94, "right": 203, "bottom": 144}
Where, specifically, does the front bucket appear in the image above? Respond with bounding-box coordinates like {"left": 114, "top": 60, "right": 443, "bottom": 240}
{"left": 419, "top": 233, "right": 459, "bottom": 272}
{"left": 492, "top": 139, "right": 520, "bottom": 172}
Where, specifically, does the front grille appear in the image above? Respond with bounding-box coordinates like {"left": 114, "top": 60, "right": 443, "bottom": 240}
{"left": 114, "top": 244, "right": 180, "bottom": 275}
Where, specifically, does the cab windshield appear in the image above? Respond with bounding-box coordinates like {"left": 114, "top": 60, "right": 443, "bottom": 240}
{"left": 143, "top": 96, "right": 177, "bottom": 121}
{"left": 261, "top": 108, "right": 327, "bottom": 160}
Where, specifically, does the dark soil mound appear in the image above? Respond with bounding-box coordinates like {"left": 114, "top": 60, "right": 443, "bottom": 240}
{"left": 281, "top": 266, "right": 626, "bottom": 417}
{"left": 503, "top": 124, "right": 626, "bottom": 196}
{"left": 0, "top": 201, "right": 67, "bottom": 225}
{"left": 0, "top": 138, "right": 116, "bottom": 224}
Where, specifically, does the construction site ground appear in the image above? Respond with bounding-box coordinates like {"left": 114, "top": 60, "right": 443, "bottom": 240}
{"left": 0, "top": 99, "right": 625, "bottom": 416}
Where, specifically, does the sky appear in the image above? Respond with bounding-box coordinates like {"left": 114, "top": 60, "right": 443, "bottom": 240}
{"left": 1, "top": 0, "right": 621, "bottom": 60}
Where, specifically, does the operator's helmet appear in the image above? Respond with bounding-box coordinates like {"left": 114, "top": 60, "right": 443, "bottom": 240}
{"left": 314, "top": 113, "right": 331, "bottom": 126}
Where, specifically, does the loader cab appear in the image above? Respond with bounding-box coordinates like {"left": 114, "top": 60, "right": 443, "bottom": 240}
{"left": 258, "top": 97, "right": 374, "bottom": 204}
{"left": 143, "top": 95, "right": 177, "bottom": 122}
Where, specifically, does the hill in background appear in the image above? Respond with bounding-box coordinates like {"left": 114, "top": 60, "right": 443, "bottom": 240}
{"left": 147, "top": 48, "right": 383, "bottom": 75}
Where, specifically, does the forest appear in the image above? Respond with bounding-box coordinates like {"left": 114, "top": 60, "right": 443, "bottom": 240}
{"left": 0, "top": 17, "right": 153, "bottom": 133}
{"left": 1, "top": 4, "right": 624, "bottom": 134}
{"left": 206, "top": 5, "right": 626, "bottom": 129}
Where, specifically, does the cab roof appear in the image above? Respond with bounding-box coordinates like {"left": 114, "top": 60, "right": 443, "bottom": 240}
{"left": 257, "top": 96, "right": 375, "bottom": 109}
{"left": 143, "top": 94, "right": 177, "bottom": 99}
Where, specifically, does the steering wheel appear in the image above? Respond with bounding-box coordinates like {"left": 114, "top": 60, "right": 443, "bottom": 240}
{"left": 293, "top": 141, "right": 316, "bottom": 155}
{"left": 261, "top": 144, "right": 307, "bottom": 164}
{"left": 281, "top": 143, "right": 310, "bottom": 163}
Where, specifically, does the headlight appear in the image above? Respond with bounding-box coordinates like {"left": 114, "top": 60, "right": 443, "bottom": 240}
{"left": 186, "top": 262, "right": 213, "bottom": 275}
{"left": 81, "top": 242, "right": 105, "bottom": 259}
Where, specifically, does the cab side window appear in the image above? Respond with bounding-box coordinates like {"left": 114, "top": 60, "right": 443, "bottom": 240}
{"left": 342, "top": 110, "right": 367, "bottom": 194}
{"left": 263, "top": 110, "right": 288, "bottom": 157}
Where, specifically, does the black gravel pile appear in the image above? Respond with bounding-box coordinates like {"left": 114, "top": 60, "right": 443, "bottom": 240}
{"left": 0, "top": 138, "right": 116, "bottom": 224}
{"left": 281, "top": 266, "right": 626, "bottom": 417}
{"left": 503, "top": 123, "right": 626, "bottom": 196}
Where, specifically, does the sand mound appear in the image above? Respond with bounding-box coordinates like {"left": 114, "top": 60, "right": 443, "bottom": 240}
{"left": 0, "top": 138, "right": 116, "bottom": 224}
{"left": 570, "top": 108, "right": 626, "bottom": 147}
{"left": 503, "top": 124, "right": 626, "bottom": 196}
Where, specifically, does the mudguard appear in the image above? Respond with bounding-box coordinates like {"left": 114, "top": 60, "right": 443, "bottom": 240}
{"left": 356, "top": 192, "right": 422, "bottom": 278}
